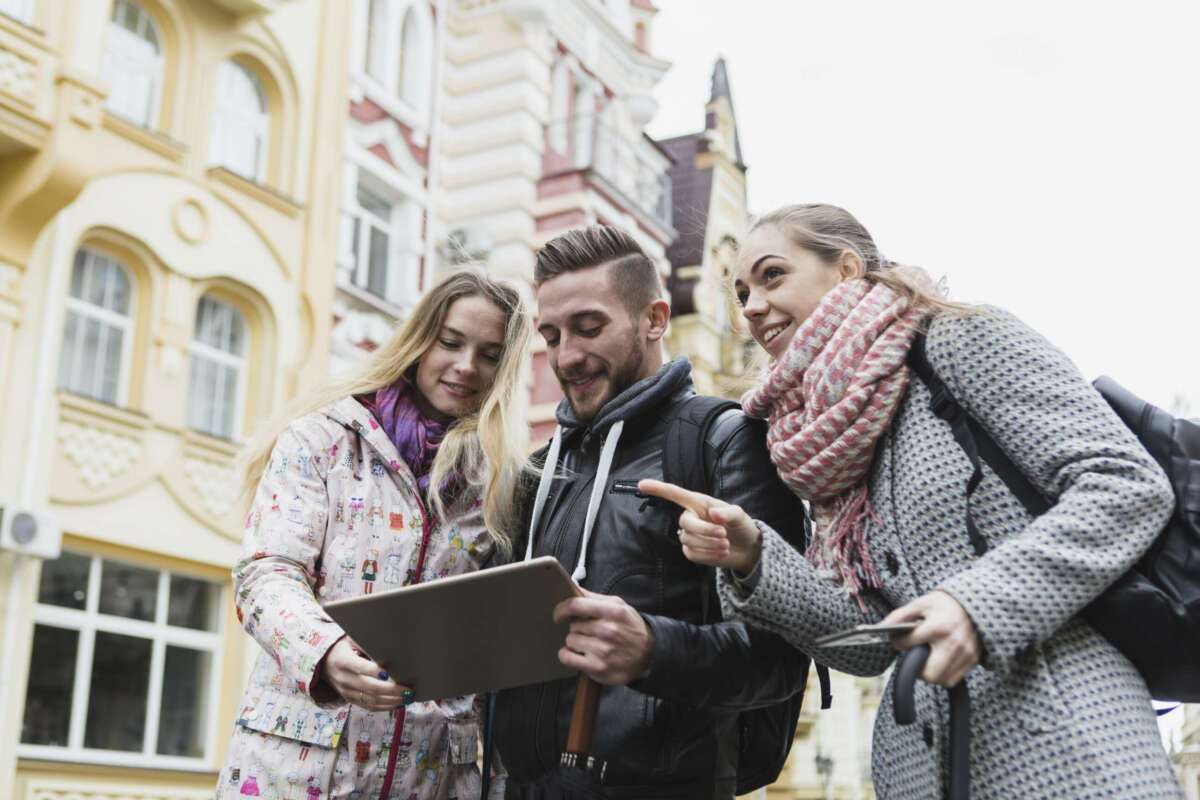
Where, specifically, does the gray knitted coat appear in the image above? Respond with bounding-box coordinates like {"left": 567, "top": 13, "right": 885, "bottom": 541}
{"left": 720, "top": 308, "right": 1182, "bottom": 799}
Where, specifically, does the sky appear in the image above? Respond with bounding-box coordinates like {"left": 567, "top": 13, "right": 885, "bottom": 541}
{"left": 648, "top": 0, "right": 1200, "bottom": 416}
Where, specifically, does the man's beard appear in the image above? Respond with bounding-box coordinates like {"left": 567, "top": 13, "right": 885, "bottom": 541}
{"left": 563, "top": 334, "right": 645, "bottom": 423}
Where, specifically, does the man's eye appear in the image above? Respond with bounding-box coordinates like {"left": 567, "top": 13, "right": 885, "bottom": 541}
{"left": 541, "top": 333, "right": 559, "bottom": 347}
{"left": 579, "top": 327, "right": 600, "bottom": 337}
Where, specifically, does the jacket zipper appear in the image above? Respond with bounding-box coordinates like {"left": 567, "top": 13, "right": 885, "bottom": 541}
{"left": 378, "top": 502, "right": 434, "bottom": 799}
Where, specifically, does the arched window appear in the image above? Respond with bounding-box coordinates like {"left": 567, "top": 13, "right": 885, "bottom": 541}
{"left": 57, "top": 248, "right": 135, "bottom": 406}
{"left": 0, "top": 0, "right": 33, "bottom": 25}
{"left": 102, "top": 0, "right": 163, "bottom": 128}
{"left": 209, "top": 60, "right": 269, "bottom": 182}
{"left": 187, "top": 295, "right": 246, "bottom": 440}
{"left": 398, "top": 7, "right": 425, "bottom": 112}
{"left": 363, "top": 0, "right": 388, "bottom": 83}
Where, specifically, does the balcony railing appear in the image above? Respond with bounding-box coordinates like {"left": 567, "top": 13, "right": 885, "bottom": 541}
{"left": 544, "top": 113, "right": 672, "bottom": 231}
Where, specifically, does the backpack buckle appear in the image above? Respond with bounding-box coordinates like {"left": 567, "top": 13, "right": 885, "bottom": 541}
{"left": 928, "top": 385, "right": 960, "bottom": 421}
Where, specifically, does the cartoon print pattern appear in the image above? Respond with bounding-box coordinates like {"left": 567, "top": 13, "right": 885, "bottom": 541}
{"left": 218, "top": 397, "right": 502, "bottom": 799}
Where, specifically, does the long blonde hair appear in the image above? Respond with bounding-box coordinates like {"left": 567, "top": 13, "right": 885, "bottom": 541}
{"left": 750, "top": 203, "right": 973, "bottom": 317}
{"left": 237, "top": 268, "right": 532, "bottom": 556}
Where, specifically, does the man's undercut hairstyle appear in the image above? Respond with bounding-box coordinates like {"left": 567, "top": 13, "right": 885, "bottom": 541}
{"left": 535, "top": 225, "right": 662, "bottom": 318}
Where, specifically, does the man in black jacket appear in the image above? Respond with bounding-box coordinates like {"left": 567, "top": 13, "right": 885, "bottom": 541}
{"left": 495, "top": 225, "right": 810, "bottom": 799}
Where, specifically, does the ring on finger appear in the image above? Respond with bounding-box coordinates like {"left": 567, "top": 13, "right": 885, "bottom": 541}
{"left": 677, "top": 528, "right": 685, "bottom": 539}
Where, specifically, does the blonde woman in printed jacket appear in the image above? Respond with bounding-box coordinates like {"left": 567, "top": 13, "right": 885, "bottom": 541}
{"left": 641, "top": 204, "right": 1182, "bottom": 799}
{"left": 217, "top": 269, "right": 531, "bottom": 800}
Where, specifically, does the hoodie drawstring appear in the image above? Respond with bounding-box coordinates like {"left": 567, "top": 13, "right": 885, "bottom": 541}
{"left": 524, "top": 420, "right": 626, "bottom": 583}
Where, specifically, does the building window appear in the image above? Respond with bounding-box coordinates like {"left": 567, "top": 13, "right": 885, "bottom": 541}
{"left": 102, "top": 0, "right": 163, "bottom": 128}
{"left": 0, "top": 0, "right": 33, "bottom": 24}
{"left": 210, "top": 60, "right": 269, "bottom": 182}
{"left": 57, "top": 248, "right": 134, "bottom": 406}
{"left": 363, "top": 0, "right": 388, "bottom": 83}
{"left": 398, "top": 7, "right": 424, "bottom": 112}
{"left": 344, "top": 180, "right": 422, "bottom": 306}
{"left": 187, "top": 295, "right": 246, "bottom": 440}
{"left": 350, "top": 183, "right": 392, "bottom": 299}
{"left": 19, "top": 550, "right": 222, "bottom": 768}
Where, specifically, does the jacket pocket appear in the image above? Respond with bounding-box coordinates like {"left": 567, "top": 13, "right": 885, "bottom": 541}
{"left": 1006, "top": 646, "right": 1066, "bottom": 733}
{"left": 236, "top": 686, "right": 349, "bottom": 747}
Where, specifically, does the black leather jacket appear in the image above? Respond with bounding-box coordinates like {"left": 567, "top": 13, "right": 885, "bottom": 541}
{"left": 496, "top": 378, "right": 810, "bottom": 799}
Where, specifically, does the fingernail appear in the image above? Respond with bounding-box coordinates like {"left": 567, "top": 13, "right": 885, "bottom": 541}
{"left": 378, "top": 671, "right": 388, "bottom": 680}
{"left": 402, "top": 688, "right": 414, "bottom": 704}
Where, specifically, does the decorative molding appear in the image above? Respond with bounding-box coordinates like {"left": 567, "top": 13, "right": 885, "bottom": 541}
{"left": 183, "top": 453, "right": 238, "bottom": 519}
{"left": 101, "top": 111, "right": 187, "bottom": 162}
{"left": 57, "top": 419, "right": 142, "bottom": 490}
{"left": 26, "top": 780, "right": 214, "bottom": 800}
{"left": 205, "top": 166, "right": 303, "bottom": 218}
{"left": 0, "top": 43, "right": 36, "bottom": 102}
{"left": 172, "top": 197, "right": 209, "bottom": 245}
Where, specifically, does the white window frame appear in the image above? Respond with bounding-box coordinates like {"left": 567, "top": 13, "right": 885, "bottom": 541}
{"left": 351, "top": 0, "right": 433, "bottom": 123}
{"left": 339, "top": 168, "right": 422, "bottom": 308}
{"left": 102, "top": 0, "right": 163, "bottom": 129}
{"left": 58, "top": 248, "right": 136, "bottom": 407}
{"left": 0, "top": 0, "right": 33, "bottom": 25}
{"left": 187, "top": 296, "right": 248, "bottom": 441}
{"left": 209, "top": 60, "right": 269, "bottom": 183}
{"left": 17, "top": 552, "right": 225, "bottom": 772}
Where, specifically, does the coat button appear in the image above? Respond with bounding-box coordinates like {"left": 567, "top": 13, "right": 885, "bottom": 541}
{"left": 922, "top": 722, "right": 934, "bottom": 748}
{"left": 885, "top": 550, "right": 900, "bottom": 575}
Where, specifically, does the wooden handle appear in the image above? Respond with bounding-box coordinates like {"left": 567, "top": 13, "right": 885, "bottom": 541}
{"left": 566, "top": 673, "right": 601, "bottom": 754}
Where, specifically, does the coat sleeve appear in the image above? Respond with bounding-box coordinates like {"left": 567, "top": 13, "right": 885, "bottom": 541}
{"left": 633, "top": 416, "right": 820, "bottom": 709}
{"left": 233, "top": 417, "right": 347, "bottom": 699}
{"left": 930, "top": 308, "right": 1173, "bottom": 678}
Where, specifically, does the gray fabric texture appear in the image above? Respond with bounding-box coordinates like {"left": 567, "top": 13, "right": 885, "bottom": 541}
{"left": 720, "top": 307, "right": 1182, "bottom": 799}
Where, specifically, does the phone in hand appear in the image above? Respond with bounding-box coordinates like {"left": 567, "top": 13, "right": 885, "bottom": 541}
{"left": 813, "top": 621, "right": 921, "bottom": 648}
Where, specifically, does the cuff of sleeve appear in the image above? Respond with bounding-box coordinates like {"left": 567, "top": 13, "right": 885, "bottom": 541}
{"left": 936, "top": 571, "right": 1006, "bottom": 674}
{"left": 626, "top": 613, "right": 677, "bottom": 695}
{"left": 725, "top": 554, "right": 763, "bottom": 597}
{"left": 307, "top": 631, "right": 347, "bottom": 704}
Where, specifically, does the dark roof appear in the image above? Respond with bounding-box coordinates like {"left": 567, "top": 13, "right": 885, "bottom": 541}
{"left": 658, "top": 133, "right": 713, "bottom": 315}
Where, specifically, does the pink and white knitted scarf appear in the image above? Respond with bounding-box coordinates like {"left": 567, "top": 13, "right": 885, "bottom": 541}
{"left": 741, "top": 271, "right": 936, "bottom": 601}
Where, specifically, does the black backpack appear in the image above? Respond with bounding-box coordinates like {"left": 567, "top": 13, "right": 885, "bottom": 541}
{"left": 908, "top": 332, "right": 1200, "bottom": 701}
{"left": 662, "top": 394, "right": 832, "bottom": 794}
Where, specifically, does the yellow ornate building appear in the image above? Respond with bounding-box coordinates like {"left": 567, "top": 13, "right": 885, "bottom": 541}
{"left": 0, "top": 0, "right": 348, "bottom": 796}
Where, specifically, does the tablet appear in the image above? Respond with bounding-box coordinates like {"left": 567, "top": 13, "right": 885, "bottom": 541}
{"left": 324, "top": 556, "right": 580, "bottom": 701}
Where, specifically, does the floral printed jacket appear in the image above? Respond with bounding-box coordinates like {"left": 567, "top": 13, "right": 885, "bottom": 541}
{"left": 223, "top": 397, "right": 498, "bottom": 798}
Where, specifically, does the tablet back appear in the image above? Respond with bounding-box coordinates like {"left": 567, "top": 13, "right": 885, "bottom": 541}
{"left": 325, "top": 556, "right": 579, "bottom": 701}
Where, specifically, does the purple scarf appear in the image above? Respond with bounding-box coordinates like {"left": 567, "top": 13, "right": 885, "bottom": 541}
{"left": 360, "top": 381, "right": 446, "bottom": 495}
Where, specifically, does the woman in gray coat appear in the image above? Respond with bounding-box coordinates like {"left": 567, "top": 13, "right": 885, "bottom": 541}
{"left": 641, "top": 204, "right": 1182, "bottom": 799}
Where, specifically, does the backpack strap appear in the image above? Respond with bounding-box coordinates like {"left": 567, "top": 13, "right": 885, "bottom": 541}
{"left": 906, "top": 332, "right": 1051, "bottom": 556}
{"left": 663, "top": 394, "right": 833, "bottom": 710}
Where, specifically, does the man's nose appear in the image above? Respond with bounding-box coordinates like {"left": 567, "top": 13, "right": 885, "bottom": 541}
{"left": 556, "top": 337, "right": 585, "bottom": 371}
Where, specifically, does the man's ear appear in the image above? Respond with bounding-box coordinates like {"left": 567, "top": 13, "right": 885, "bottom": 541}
{"left": 644, "top": 298, "right": 671, "bottom": 342}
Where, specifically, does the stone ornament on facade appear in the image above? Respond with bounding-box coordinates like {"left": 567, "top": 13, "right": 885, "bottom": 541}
{"left": 171, "top": 197, "right": 209, "bottom": 245}
{"left": 27, "top": 780, "right": 214, "bottom": 800}
{"left": 184, "top": 454, "right": 239, "bottom": 519}
{"left": 56, "top": 419, "right": 142, "bottom": 490}
{"left": 0, "top": 46, "right": 36, "bottom": 103}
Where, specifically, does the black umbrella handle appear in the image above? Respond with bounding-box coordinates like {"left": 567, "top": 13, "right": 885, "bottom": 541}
{"left": 893, "top": 643, "right": 970, "bottom": 800}
{"left": 893, "top": 643, "right": 930, "bottom": 724}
